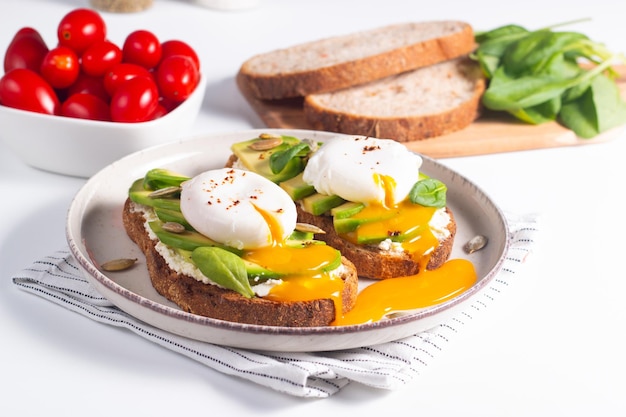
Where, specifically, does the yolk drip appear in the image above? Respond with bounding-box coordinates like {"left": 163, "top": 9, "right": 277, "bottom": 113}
{"left": 333, "top": 258, "right": 477, "bottom": 326}
{"left": 245, "top": 203, "right": 345, "bottom": 319}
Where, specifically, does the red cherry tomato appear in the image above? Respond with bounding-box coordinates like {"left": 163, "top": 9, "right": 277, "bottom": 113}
{"left": 160, "top": 39, "right": 200, "bottom": 71}
{"left": 103, "top": 62, "right": 152, "bottom": 96}
{"left": 81, "top": 40, "right": 122, "bottom": 77}
{"left": 156, "top": 55, "right": 199, "bottom": 102}
{"left": 122, "top": 30, "right": 162, "bottom": 69}
{"left": 57, "top": 8, "right": 106, "bottom": 54}
{"left": 40, "top": 46, "right": 80, "bottom": 89}
{"left": 0, "top": 68, "right": 60, "bottom": 115}
{"left": 66, "top": 73, "right": 109, "bottom": 102}
{"left": 110, "top": 76, "right": 159, "bottom": 123}
{"left": 61, "top": 93, "right": 110, "bottom": 121}
{"left": 3, "top": 27, "right": 49, "bottom": 73}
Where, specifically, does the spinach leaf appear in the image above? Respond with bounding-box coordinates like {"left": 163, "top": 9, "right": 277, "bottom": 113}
{"left": 191, "top": 246, "right": 255, "bottom": 298}
{"left": 409, "top": 178, "right": 447, "bottom": 208}
{"left": 269, "top": 142, "right": 310, "bottom": 174}
{"left": 472, "top": 20, "right": 626, "bottom": 138}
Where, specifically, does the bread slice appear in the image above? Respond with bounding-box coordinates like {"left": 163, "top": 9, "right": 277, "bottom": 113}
{"left": 238, "top": 21, "right": 476, "bottom": 100}
{"left": 122, "top": 199, "right": 359, "bottom": 327}
{"left": 303, "top": 56, "right": 485, "bottom": 142}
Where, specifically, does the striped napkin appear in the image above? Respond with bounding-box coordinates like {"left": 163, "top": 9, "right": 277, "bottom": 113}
{"left": 11, "top": 212, "right": 539, "bottom": 398}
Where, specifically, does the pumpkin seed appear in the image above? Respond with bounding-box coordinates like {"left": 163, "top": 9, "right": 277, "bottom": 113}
{"left": 161, "top": 221, "right": 186, "bottom": 233}
{"left": 149, "top": 186, "right": 181, "bottom": 198}
{"left": 463, "top": 235, "right": 488, "bottom": 254}
{"left": 259, "top": 133, "right": 282, "bottom": 140}
{"left": 295, "top": 222, "right": 326, "bottom": 234}
{"left": 101, "top": 258, "right": 137, "bottom": 272}
{"left": 249, "top": 136, "right": 283, "bottom": 150}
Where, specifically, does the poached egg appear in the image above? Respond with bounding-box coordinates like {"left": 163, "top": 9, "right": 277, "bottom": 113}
{"left": 303, "top": 135, "right": 422, "bottom": 206}
{"left": 180, "top": 168, "right": 297, "bottom": 250}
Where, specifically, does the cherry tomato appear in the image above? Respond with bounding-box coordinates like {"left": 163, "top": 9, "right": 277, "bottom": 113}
{"left": 61, "top": 93, "right": 110, "bottom": 121}
{"left": 81, "top": 40, "right": 122, "bottom": 77}
{"left": 110, "top": 76, "right": 159, "bottom": 123}
{"left": 66, "top": 72, "right": 109, "bottom": 102}
{"left": 150, "top": 103, "right": 168, "bottom": 119}
{"left": 122, "top": 30, "right": 162, "bottom": 69}
{"left": 57, "top": 8, "right": 106, "bottom": 54}
{"left": 3, "top": 27, "right": 49, "bottom": 73}
{"left": 0, "top": 68, "right": 60, "bottom": 115}
{"left": 40, "top": 46, "right": 80, "bottom": 89}
{"left": 156, "top": 55, "right": 199, "bottom": 102}
{"left": 103, "top": 62, "right": 152, "bottom": 96}
{"left": 160, "top": 39, "right": 200, "bottom": 71}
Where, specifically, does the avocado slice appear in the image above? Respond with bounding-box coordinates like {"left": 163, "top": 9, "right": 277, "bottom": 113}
{"left": 154, "top": 207, "right": 193, "bottom": 230}
{"left": 301, "top": 193, "right": 346, "bottom": 216}
{"left": 331, "top": 201, "right": 365, "bottom": 219}
{"left": 148, "top": 220, "right": 242, "bottom": 256}
{"left": 128, "top": 178, "right": 181, "bottom": 212}
{"left": 231, "top": 136, "right": 304, "bottom": 183}
{"left": 279, "top": 172, "right": 316, "bottom": 201}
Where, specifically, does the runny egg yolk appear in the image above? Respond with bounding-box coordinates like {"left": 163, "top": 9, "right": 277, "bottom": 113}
{"left": 333, "top": 259, "right": 477, "bottom": 326}
{"left": 242, "top": 204, "right": 345, "bottom": 318}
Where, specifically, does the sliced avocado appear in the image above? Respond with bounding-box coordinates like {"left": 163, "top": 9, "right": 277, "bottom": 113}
{"left": 129, "top": 178, "right": 181, "bottom": 212}
{"left": 154, "top": 208, "right": 193, "bottom": 230}
{"left": 148, "top": 220, "right": 242, "bottom": 256}
{"left": 301, "top": 193, "right": 346, "bottom": 216}
{"left": 331, "top": 201, "right": 365, "bottom": 219}
{"left": 279, "top": 172, "right": 316, "bottom": 201}
{"left": 231, "top": 136, "right": 304, "bottom": 183}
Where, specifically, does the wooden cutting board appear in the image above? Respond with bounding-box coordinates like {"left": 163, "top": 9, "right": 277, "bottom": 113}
{"left": 236, "top": 66, "right": 626, "bottom": 158}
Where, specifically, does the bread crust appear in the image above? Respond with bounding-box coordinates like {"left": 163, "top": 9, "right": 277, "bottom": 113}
{"left": 303, "top": 57, "right": 486, "bottom": 142}
{"left": 238, "top": 21, "right": 476, "bottom": 100}
{"left": 296, "top": 205, "right": 456, "bottom": 280}
{"left": 123, "top": 199, "right": 359, "bottom": 327}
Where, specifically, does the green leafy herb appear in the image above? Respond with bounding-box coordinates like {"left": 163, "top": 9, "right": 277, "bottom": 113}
{"left": 269, "top": 142, "right": 310, "bottom": 174}
{"left": 191, "top": 246, "right": 255, "bottom": 298}
{"left": 409, "top": 178, "right": 447, "bottom": 208}
{"left": 471, "top": 19, "right": 626, "bottom": 138}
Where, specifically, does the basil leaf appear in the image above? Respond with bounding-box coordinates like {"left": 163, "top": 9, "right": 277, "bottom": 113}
{"left": 269, "top": 142, "right": 310, "bottom": 174}
{"left": 409, "top": 178, "right": 447, "bottom": 208}
{"left": 191, "top": 246, "right": 255, "bottom": 298}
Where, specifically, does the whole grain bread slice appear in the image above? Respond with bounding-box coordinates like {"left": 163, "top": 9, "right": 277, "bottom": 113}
{"left": 303, "top": 56, "right": 486, "bottom": 142}
{"left": 238, "top": 21, "right": 476, "bottom": 100}
{"left": 123, "top": 199, "right": 359, "bottom": 327}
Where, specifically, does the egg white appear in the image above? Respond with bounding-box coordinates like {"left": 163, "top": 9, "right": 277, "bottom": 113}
{"left": 179, "top": 168, "right": 297, "bottom": 250}
{"left": 302, "top": 136, "right": 422, "bottom": 205}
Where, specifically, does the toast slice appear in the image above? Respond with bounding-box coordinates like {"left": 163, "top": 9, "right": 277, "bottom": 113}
{"left": 303, "top": 57, "right": 485, "bottom": 142}
{"left": 238, "top": 21, "right": 476, "bottom": 100}
{"left": 123, "top": 199, "right": 359, "bottom": 327}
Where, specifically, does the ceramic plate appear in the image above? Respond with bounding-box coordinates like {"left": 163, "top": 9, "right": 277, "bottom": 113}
{"left": 66, "top": 129, "right": 510, "bottom": 352}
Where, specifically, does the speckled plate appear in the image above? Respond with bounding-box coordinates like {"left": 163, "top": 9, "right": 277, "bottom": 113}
{"left": 66, "top": 129, "right": 510, "bottom": 352}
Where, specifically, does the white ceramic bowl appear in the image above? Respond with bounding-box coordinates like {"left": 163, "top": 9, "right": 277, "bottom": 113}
{"left": 0, "top": 75, "right": 206, "bottom": 178}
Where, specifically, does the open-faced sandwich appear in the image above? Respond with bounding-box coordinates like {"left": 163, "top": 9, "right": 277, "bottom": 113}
{"left": 123, "top": 167, "right": 359, "bottom": 327}
{"left": 227, "top": 133, "right": 457, "bottom": 280}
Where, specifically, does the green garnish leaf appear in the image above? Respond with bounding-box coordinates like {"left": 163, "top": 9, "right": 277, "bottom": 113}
{"left": 191, "top": 246, "right": 255, "bottom": 298}
{"left": 409, "top": 178, "right": 447, "bottom": 208}
{"left": 143, "top": 168, "right": 190, "bottom": 190}
{"left": 269, "top": 142, "right": 310, "bottom": 174}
